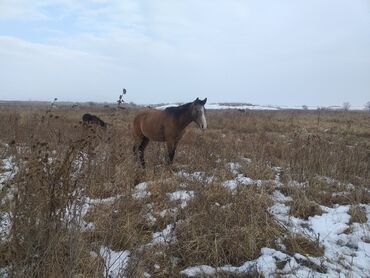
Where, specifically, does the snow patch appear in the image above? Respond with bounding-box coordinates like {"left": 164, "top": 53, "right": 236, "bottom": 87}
{"left": 167, "top": 190, "right": 194, "bottom": 208}
{"left": 100, "top": 247, "right": 130, "bottom": 278}
{"left": 151, "top": 224, "right": 176, "bottom": 245}
{"left": 180, "top": 265, "right": 216, "bottom": 277}
{"left": 132, "top": 182, "right": 151, "bottom": 199}
{"left": 0, "top": 156, "right": 17, "bottom": 188}
{"left": 270, "top": 190, "right": 370, "bottom": 278}
{"left": 176, "top": 171, "right": 214, "bottom": 184}
{"left": 0, "top": 212, "right": 11, "bottom": 241}
{"left": 222, "top": 175, "right": 263, "bottom": 190}
{"left": 227, "top": 162, "right": 241, "bottom": 175}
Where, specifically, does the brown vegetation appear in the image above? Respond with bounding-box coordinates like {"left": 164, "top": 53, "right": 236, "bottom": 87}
{"left": 0, "top": 104, "right": 369, "bottom": 277}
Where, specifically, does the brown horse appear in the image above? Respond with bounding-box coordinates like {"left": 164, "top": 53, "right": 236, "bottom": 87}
{"left": 133, "top": 98, "right": 207, "bottom": 168}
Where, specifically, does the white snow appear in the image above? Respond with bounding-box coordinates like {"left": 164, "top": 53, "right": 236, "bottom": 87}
{"left": 167, "top": 190, "right": 194, "bottom": 208}
{"left": 132, "top": 182, "right": 151, "bottom": 199}
{"left": 222, "top": 179, "right": 239, "bottom": 190}
{"left": 180, "top": 248, "right": 290, "bottom": 277}
{"left": 222, "top": 161, "right": 268, "bottom": 190}
{"left": 271, "top": 190, "right": 292, "bottom": 203}
{"left": 144, "top": 212, "right": 157, "bottom": 225}
{"left": 0, "top": 268, "right": 8, "bottom": 277}
{"left": 0, "top": 156, "right": 17, "bottom": 188}
{"left": 151, "top": 224, "right": 176, "bottom": 245}
{"left": 100, "top": 246, "right": 130, "bottom": 278}
{"left": 227, "top": 162, "right": 241, "bottom": 175}
{"left": 0, "top": 156, "right": 17, "bottom": 241}
{"left": 222, "top": 175, "right": 262, "bottom": 190}
{"left": 269, "top": 188, "right": 370, "bottom": 278}
{"left": 167, "top": 190, "right": 194, "bottom": 202}
{"left": 180, "top": 265, "right": 216, "bottom": 277}
{"left": 176, "top": 171, "right": 214, "bottom": 184}
{"left": 241, "top": 157, "right": 253, "bottom": 164}
{"left": 0, "top": 212, "right": 11, "bottom": 241}
{"left": 272, "top": 166, "right": 283, "bottom": 187}
{"left": 159, "top": 207, "right": 178, "bottom": 218}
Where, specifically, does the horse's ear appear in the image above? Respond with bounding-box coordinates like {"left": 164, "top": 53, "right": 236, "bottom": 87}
{"left": 202, "top": 98, "right": 207, "bottom": 105}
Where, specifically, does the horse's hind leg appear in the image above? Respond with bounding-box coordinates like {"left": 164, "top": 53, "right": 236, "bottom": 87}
{"left": 137, "top": 137, "right": 149, "bottom": 168}
{"left": 133, "top": 138, "right": 143, "bottom": 164}
{"left": 133, "top": 144, "right": 138, "bottom": 161}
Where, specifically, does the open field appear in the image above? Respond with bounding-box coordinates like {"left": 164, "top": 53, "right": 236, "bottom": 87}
{"left": 0, "top": 104, "right": 369, "bottom": 277}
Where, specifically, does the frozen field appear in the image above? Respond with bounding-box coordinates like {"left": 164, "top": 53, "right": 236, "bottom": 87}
{"left": 0, "top": 104, "right": 369, "bottom": 277}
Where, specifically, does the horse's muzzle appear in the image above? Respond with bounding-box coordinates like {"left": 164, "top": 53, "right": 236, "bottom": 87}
{"left": 196, "top": 119, "right": 207, "bottom": 130}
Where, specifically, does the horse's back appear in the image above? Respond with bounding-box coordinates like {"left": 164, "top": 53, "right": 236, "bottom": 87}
{"left": 133, "top": 108, "right": 170, "bottom": 141}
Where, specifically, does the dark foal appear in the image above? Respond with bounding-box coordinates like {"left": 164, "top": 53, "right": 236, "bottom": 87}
{"left": 132, "top": 98, "right": 207, "bottom": 168}
{"left": 82, "top": 113, "right": 107, "bottom": 128}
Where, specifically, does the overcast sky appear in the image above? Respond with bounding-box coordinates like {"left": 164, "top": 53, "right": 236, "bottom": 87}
{"left": 0, "top": 0, "right": 369, "bottom": 106}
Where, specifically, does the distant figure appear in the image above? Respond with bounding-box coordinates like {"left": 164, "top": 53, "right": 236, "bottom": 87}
{"left": 82, "top": 113, "right": 106, "bottom": 128}
{"left": 51, "top": 98, "right": 58, "bottom": 108}
{"left": 117, "top": 88, "right": 127, "bottom": 108}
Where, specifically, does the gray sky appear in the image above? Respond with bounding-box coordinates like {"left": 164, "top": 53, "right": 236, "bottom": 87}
{"left": 0, "top": 0, "right": 369, "bottom": 106}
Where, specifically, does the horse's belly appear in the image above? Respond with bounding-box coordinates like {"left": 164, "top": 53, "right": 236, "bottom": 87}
{"left": 144, "top": 131, "right": 165, "bottom": 142}
{"left": 141, "top": 122, "right": 166, "bottom": 142}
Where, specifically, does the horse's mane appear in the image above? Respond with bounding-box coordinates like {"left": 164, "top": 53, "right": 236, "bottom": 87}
{"left": 164, "top": 102, "right": 192, "bottom": 119}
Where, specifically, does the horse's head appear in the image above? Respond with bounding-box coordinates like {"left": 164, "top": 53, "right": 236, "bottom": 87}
{"left": 191, "top": 97, "right": 207, "bottom": 130}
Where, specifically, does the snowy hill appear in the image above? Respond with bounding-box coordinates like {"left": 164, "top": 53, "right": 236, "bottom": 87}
{"left": 155, "top": 103, "right": 367, "bottom": 111}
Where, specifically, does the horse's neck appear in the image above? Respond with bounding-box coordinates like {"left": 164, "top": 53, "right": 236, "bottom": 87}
{"left": 177, "top": 109, "right": 193, "bottom": 130}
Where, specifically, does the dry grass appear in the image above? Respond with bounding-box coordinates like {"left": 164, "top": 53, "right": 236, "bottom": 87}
{"left": 349, "top": 205, "right": 368, "bottom": 224}
{"left": 171, "top": 186, "right": 284, "bottom": 267}
{"left": 0, "top": 104, "right": 369, "bottom": 277}
{"left": 84, "top": 196, "right": 154, "bottom": 251}
{"left": 280, "top": 178, "right": 370, "bottom": 209}
{"left": 289, "top": 195, "right": 323, "bottom": 219}
{"left": 284, "top": 234, "right": 324, "bottom": 257}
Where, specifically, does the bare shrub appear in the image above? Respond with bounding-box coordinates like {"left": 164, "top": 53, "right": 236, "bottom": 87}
{"left": 7, "top": 142, "right": 90, "bottom": 276}
{"left": 342, "top": 102, "right": 351, "bottom": 111}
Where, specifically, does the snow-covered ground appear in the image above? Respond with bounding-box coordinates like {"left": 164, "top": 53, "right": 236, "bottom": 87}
{"left": 270, "top": 200, "right": 370, "bottom": 277}
{"left": 155, "top": 103, "right": 367, "bottom": 111}
{"left": 0, "top": 156, "right": 17, "bottom": 190}
{"left": 1, "top": 151, "right": 369, "bottom": 277}
{"left": 179, "top": 165, "right": 370, "bottom": 278}
{"left": 110, "top": 160, "right": 369, "bottom": 277}
{"left": 0, "top": 154, "right": 17, "bottom": 243}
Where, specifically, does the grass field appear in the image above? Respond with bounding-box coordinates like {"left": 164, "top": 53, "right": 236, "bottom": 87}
{"left": 0, "top": 104, "right": 369, "bottom": 277}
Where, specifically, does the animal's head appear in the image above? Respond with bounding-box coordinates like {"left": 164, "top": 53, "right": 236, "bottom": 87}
{"left": 100, "top": 120, "right": 107, "bottom": 129}
{"left": 191, "top": 97, "right": 207, "bottom": 130}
